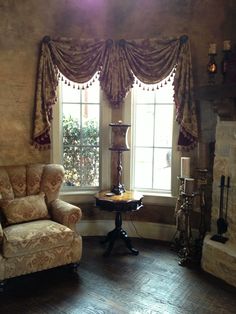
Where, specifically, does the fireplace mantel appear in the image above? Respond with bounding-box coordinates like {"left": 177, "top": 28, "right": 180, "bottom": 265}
{"left": 195, "top": 83, "right": 236, "bottom": 120}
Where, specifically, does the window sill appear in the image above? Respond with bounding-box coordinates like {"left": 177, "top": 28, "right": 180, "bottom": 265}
{"left": 141, "top": 192, "right": 177, "bottom": 206}
{"left": 59, "top": 190, "right": 177, "bottom": 206}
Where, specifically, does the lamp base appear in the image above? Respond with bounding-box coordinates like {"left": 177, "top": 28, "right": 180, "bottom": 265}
{"left": 111, "top": 184, "right": 125, "bottom": 195}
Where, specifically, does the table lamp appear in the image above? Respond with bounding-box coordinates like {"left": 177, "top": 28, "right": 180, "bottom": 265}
{"left": 109, "top": 121, "right": 131, "bottom": 195}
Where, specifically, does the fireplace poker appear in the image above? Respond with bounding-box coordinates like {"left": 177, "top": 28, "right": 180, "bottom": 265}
{"left": 225, "top": 176, "right": 230, "bottom": 220}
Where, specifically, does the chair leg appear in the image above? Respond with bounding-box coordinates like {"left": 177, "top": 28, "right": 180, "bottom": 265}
{"left": 68, "top": 262, "right": 79, "bottom": 273}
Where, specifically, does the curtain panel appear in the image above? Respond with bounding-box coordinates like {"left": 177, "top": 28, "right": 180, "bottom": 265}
{"left": 32, "top": 35, "right": 198, "bottom": 151}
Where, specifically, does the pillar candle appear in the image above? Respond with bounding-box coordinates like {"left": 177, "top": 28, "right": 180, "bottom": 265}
{"left": 181, "top": 157, "right": 190, "bottom": 178}
{"left": 184, "top": 178, "right": 195, "bottom": 195}
{"left": 209, "top": 43, "right": 216, "bottom": 54}
{"left": 223, "top": 40, "right": 231, "bottom": 51}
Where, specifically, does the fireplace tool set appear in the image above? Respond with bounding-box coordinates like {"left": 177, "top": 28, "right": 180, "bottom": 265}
{"left": 211, "top": 175, "right": 230, "bottom": 243}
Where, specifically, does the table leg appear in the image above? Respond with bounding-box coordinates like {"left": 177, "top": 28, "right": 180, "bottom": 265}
{"left": 102, "top": 211, "right": 139, "bottom": 256}
{"left": 120, "top": 228, "right": 139, "bottom": 255}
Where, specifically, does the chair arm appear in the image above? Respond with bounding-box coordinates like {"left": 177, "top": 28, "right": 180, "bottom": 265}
{"left": 50, "top": 199, "right": 82, "bottom": 231}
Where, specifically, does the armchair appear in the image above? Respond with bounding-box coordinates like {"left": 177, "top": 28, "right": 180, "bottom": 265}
{"left": 0, "top": 164, "right": 82, "bottom": 288}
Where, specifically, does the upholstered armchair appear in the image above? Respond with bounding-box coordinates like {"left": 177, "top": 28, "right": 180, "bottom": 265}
{"left": 0, "top": 164, "right": 82, "bottom": 288}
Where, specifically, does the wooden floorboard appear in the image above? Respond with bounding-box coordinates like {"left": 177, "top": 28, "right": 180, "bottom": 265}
{"left": 0, "top": 236, "right": 236, "bottom": 314}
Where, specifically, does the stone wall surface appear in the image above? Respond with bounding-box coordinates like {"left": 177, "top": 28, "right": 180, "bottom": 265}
{"left": 211, "top": 120, "right": 236, "bottom": 242}
{"left": 201, "top": 119, "right": 236, "bottom": 287}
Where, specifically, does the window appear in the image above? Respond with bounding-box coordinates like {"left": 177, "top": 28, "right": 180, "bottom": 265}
{"left": 123, "top": 76, "right": 180, "bottom": 198}
{"left": 52, "top": 74, "right": 179, "bottom": 202}
{"left": 62, "top": 80, "right": 100, "bottom": 190}
{"left": 52, "top": 77, "right": 111, "bottom": 195}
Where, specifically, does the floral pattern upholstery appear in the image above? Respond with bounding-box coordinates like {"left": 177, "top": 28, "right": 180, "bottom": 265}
{"left": 0, "top": 164, "right": 82, "bottom": 282}
{"left": 26, "top": 164, "right": 44, "bottom": 196}
{"left": 6, "top": 166, "right": 27, "bottom": 198}
{"left": 3, "top": 220, "right": 74, "bottom": 258}
{"left": 1, "top": 192, "right": 49, "bottom": 225}
{"left": 50, "top": 199, "right": 82, "bottom": 232}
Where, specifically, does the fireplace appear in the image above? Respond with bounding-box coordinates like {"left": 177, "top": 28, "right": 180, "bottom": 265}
{"left": 199, "top": 90, "right": 236, "bottom": 287}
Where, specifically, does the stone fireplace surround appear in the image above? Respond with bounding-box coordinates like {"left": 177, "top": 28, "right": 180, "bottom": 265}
{"left": 201, "top": 117, "right": 236, "bottom": 288}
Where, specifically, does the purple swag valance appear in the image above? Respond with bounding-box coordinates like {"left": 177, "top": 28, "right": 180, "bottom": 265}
{"left": 32, "top": 35, "right": 198, "bottom": 151}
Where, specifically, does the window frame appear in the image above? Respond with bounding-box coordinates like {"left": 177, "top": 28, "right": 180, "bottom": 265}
{"left": 51, "top": 82, "right": 112, "bottom": 203}
{"left": 123, "top": 88, "right": 180, "bottom": 206}
{"left": 52, "top": 80, "right": 179, "bottom": 206}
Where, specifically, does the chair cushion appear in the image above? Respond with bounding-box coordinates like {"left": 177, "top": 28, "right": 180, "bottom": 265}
{"left": 3, "top": 220, "right": 74, "bottom": 258}
{"left": 1, "top": 192, "right": 49, "bottom": 225}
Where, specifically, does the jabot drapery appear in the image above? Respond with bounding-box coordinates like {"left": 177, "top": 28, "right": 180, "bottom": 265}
{"left": 32, "top": 35, "right": 198, "bottom": 151}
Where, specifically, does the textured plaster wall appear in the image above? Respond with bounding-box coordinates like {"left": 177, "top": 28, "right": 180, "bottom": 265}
{"left": 0, "top": 0, "right": 236, "bottom": 165}
{"left": 1, "top": 0, "right": 236, "bottom": 226}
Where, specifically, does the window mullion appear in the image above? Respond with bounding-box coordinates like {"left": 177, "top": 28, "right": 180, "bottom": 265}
{"left": 152, "top": 97, "right": 156, "bottom": 190}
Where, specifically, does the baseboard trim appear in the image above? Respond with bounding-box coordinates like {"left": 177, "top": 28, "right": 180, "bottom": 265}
{"left": 77, "top": 220, "right": 178, "bottom": 242}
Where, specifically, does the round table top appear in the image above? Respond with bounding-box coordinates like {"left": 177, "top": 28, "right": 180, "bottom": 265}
{"left": 95, "top": 190, "right": 143, "bottom": 203}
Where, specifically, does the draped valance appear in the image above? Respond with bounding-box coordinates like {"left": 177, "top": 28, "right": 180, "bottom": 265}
{"left": 32, "top": 35, "right": 198, "bottom": 151}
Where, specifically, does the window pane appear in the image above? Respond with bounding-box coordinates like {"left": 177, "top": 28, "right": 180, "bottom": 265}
{"left": 135, "top": 88, "right": 155, "bottom": 104}
{"left": 80, "top": 146, "right": 99, "bottom": 187}
{"left": 156, "top": 81, "right": 174, "bottom": 103}
{"left": 63, "top": 146, "right": 99, "bottom": 187}
{"left": 63, "top": 146, "right": 81, "bottom": 187}
{"left": 62, "top": 84, "right": 80, "bottom": 103}
{"left": 135, "top": 105, "right": 154, "bottom": 147}
{"left": 81, "top": 80, "right": 100, "bottom": 103}
{"left": 132, "top": 76, "right": 174, "bottom": 193}
{"left": 63, "top": 115, "right": 81, "bottom": 146}
{"left": 154, "top": 105, "right": 173, "bottom": 147}
{"left": 63, "top": 103, "right": 80, "bottom": 121}
{"left": 81, "top": 104, "right": 100, "bottom": 146}
{"left": 133, "top": 147, "right": 153, "bottom": 189}
{"left": 153, "top": 148, "right": 172, "bottom": 191}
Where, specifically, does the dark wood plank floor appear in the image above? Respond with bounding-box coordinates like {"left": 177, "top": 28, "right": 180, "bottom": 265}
{"left": 0, "top": 236, "right": 236, "bottom": 314}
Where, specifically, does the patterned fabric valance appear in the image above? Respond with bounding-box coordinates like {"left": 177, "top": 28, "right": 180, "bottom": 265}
{"left": 32, "top": 35, "right": 198, "bottom": 151}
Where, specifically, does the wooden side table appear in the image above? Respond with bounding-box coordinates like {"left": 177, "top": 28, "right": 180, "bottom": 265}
{"left": 95, "top": 190, "right": 143, "bottom": 256}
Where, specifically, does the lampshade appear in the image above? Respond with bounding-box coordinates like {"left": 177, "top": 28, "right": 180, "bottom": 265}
{"left": 109, "top": 121, "right": 131, "bottom": 151}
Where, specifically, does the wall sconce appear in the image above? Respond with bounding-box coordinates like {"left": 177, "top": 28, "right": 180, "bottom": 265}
{"left": 109, "top": 121, "right": 130, "bottom": 195}
{"left": 207, "top": 43, "right": 217, "bottom": 85}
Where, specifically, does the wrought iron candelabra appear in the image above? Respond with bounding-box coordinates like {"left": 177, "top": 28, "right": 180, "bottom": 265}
{"left": 174, "top": 169, "right": 208, "bottom": 266}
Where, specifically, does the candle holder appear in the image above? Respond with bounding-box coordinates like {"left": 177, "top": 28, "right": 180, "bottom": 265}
{"left": 174, "top": 177, "right": 186, "bottom": 251}
{"left": 174, "top": 170, "right": 209, "bottom": 266}
{"left": 178, "top": 191, "right": 196, "bottom": 266}
{"left": 207, "top": 53, "right": 217, "bottom": 85}
{"left": 196, "top": 168, "right": 208, "bottom": 241}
